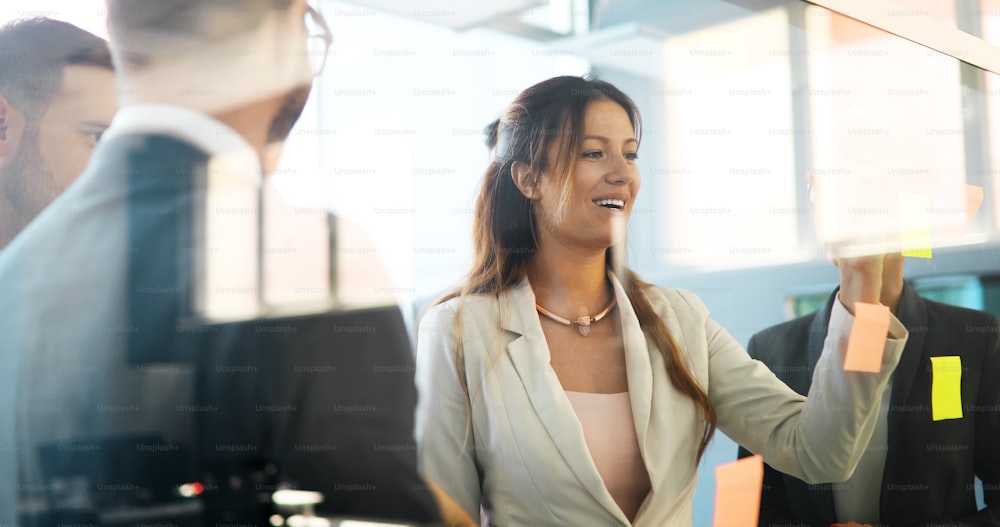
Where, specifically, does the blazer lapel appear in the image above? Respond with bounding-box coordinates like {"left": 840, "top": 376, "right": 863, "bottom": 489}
{"left": 609, "top": 273, "right": 653, "bottom": 487}
{"left": 501, "top": 278, "right": 631, "bottom": 525}
{"left": 805, "top": 291, "right": 838, "bottom": 520}
{"left": 806, "top": 292, "right": 835, "bottom": 383}
{"left": 883, "top": 283, "right": 927, "bottom": 483}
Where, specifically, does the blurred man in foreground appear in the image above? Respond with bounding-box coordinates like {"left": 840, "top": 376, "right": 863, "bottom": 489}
{"left": 0, "top": 2, "right": 472, "bottom": 525}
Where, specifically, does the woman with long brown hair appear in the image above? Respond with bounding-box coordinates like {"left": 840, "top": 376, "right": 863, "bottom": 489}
{"left": 414, "top": 75, "right": 906, "bottom": 526}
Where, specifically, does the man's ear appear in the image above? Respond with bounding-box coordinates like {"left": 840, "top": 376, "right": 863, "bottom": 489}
{"left": 511, "top": 161, "right": 541, "bottom": 200}
{"left": 0, "top": 96, "right": 27, "bottom": 165}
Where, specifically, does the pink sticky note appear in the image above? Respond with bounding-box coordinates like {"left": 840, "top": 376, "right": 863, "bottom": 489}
{"left": 965, "top": 185, "right": 984, "bottom": 226}
{"left": 713, "top": 455, "right": 764, "bottom": 527}
{"left": 844, "top": 302, "right": 890, "bottom": 373}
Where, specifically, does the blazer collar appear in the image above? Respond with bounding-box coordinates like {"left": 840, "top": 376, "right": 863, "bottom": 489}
{"left": 807, "top": 283, "right": 926, "bottom": 393}
{"left": 105, "top": 103, "right": 261, "bottom": 185}
{"left": 806, "top": 290, "right": 837, "bottom": 375}
{"left": 884, "top": 282, "right": 927, "bottom": 436}
{"left": 501, "top": 272, "right": 650, "bottom": 525}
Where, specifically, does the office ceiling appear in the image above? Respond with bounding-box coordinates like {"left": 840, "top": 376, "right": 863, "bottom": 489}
{"left": 593, "top": 0, "right": 770, "bottom": 35}
{"left": 340, "top": 0, "right": 785, "bottom": 39}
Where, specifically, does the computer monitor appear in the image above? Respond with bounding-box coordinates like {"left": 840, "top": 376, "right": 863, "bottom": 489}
{"left": 195, "top": 304, "right": 437, "bottom": 523}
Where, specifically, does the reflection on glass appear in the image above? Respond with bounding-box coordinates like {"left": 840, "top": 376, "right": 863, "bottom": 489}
{"left": 806, "top": 3, "right": 969, "bottom": 256}
{"left": 654, "top": 0, "right": 986, "bottom": 271}
{"left": 981, "top": 3, "right": 1000, "bottom": 230}
{"left": 881, "top": 0, "right": 958, "bottom": 30}
{"left": 658, "top": 7, "right": 797, "bottom": 271}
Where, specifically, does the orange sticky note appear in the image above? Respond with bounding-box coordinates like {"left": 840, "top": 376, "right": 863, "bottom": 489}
{"left": 930, "top": 356, "right": 963, "bottom": 421}
{"left": 965, "top": 185, "right": 984, "bottom": 226}
{"left": 713, "top": 455, "right": 763, "bottom": 527}
{"left": 844, "top": 302, "right": 890, "bottom": 373}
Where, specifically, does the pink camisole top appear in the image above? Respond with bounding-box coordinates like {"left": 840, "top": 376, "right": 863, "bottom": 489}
{"left": 564, "top": 390, "right": 652, "bottom": 522}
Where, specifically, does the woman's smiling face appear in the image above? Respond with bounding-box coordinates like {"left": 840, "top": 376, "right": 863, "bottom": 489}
{"left": 532, "top": 98, "right": 641, "bottom": 253}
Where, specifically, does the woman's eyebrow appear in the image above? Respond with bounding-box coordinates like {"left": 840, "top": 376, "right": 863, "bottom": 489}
{"left": 583, "top": 134, "right": 638, "bottom": 145}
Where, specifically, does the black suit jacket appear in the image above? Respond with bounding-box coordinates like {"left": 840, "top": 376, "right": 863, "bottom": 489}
{"left": 6, "top": 132, "right": 440, "bottom": 525}
{"left": 738, "top": 284, "right": 1000, "bottom": 526}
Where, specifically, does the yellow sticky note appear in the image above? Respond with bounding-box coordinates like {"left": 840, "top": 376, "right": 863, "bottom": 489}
{"left": 713, "top": 455, "right": 763, "bottom": 527}
{"left": 901, "top": 230, "right": 933, "bottom": 258}
{"left": 844, "top": 302, "right": 890, "bottom": 373}
{"left": 899, "top": 193, "right": 932, "bottom": 259}
{"left": 931, "top": 356, "right": 963, "bottom": 421}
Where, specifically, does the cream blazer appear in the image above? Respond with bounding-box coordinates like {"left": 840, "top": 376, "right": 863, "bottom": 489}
{"left": 415, "top": 273, "right": 907, "bottom": 526}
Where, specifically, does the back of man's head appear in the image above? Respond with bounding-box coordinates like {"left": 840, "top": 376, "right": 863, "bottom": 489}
{"left": 106, "top": 0, "right": 295, "bottom": 70}
{"left": 0, "top": 17, "right": 112, "bottom": 119}
{"left": 104, "top": 0, "right": 319, "bottom": 176}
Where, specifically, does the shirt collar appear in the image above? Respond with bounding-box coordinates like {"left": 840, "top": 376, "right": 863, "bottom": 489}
{"left": 103, "top": 103, "right": 262, "bottom": 184}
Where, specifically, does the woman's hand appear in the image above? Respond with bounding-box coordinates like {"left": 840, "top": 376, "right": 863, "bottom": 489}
{"left": 811, "top": 171, "right": 901, "bottom": 316}
{"left": 835, "top": 252, "right": 886, "bottom": 315}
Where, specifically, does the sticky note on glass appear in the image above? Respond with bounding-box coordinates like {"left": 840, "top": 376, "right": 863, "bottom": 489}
{"left": 713, "top": 455, "right": 763, "bottom": 527}
{"left": 931, "top": 356, "right": 963, "bottom": 421}
{"left": 844, "top": 302, "right": 890, "bottom": 373}
{"left": 899, "top": 192, "right": 932, "bottom": 259}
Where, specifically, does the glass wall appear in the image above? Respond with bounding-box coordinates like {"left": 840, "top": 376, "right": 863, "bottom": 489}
{"left": 5, "top": 0, "right": 1000, "bottom": 522}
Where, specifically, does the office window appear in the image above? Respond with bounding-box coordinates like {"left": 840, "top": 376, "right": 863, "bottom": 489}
{"left": 789, "top": 275, "right": 984, "bottom": 319}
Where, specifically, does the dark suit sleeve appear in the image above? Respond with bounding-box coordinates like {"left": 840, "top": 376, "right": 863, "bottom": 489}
{"left": 273, "top": 311, "right": 441, "bottom": 523}
{"left": 739, "top": 444, "right": 795, "bottom": 527}
{"left": 937, "top": 329, "right": 1000, "bottom": 526}
{"left": 972, "top": 327, "right": 1000, "bottom": 525}
{"left": 905, "top": 328, "right": 1000, "bottom": 527}
{"left": 739, "top": 334, "right": 796, "bottom": 527}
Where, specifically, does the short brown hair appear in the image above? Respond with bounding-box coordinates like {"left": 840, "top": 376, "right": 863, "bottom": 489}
{"left": 0, "top": 18, "right": 113, "bottom": 118}
{"left": 106, "top": 0, "right": 295, "bottom": 69}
